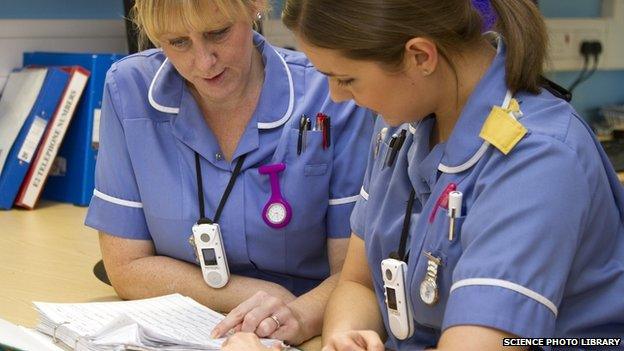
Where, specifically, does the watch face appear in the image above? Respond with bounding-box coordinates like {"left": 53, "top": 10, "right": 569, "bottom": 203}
{"left": 419, "top": 279, "right": 439, "bottom": 305}
{"left": 266, "top": 203, "right": 287, "bottom": 224}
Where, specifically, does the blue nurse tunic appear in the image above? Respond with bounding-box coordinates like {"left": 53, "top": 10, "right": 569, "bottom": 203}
{"left": 351, "top": 41, "right": 624, "bottom": 349}
{"left": 86, "top": 32, "right": 375, "bottom": 296}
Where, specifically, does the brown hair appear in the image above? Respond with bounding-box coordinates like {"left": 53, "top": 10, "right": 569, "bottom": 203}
{"left": 282, "top": 0, "right": 547, "bottom": 94}
{"left": 131, "top": 0, "right": 268, "bottom": 50}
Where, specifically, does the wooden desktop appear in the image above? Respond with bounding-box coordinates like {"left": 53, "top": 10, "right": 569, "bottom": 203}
{"left": 0, "top": 201, "right": 116, "bottom": 327}
{"left": 0, "top": 201, "right": 320, "bottom": 350}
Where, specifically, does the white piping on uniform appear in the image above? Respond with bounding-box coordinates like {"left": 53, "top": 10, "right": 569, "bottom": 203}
{"left": 450, "top": 278, "right": 558, "bottom": 316}
{"left": 437, "top": 89, "right": 513, "bottom": 174}
{"left": 257, "top": 48, "right": 295, "bottom": 130}
{"left": 438, "top": 141, "right": 491, "bottom": 174}
{"left": 436, "top": 32, "right": 511, "bottom": 174}
{"left": 484, "top": 31, "right": 503, "bottom": 55}
{"left": 359, "top": 187, "right": 369, "bottom": 201}
{"left": 328, "top": 194, "right": 360, "bottom": 206}
{"left": 147, "top": 48, "right": 295, "bottom": 129}
{"left": 501, "top": 90, "right": 513, "bottom": 111}
{"left": 148, "top": 58, "right": 180, "bottom": 114}
{"left": 93, "top": 189, "right": 143, "bottom": 208}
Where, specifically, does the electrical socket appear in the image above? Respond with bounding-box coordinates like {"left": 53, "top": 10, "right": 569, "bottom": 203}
{"left": 546, "top": 18, "right": 607, "bottom": 70}
{"left": 546, "top": 0, "right": 624, "bottom": 71}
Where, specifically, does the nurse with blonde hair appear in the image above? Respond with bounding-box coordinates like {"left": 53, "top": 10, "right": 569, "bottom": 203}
{"left": 86, "top": 0, "right": 374, "bottom": 346}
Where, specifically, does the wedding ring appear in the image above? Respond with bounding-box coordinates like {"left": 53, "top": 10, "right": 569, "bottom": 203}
{"left": 269, "top": 314, "right": 281, "bottom": 329}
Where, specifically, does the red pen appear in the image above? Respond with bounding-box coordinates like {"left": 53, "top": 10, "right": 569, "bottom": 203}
{"left": 316, "top": 112, "right": 329, "bottom": 149}
{"left": 428, "top": 183, "right": 457, "bottom": 223}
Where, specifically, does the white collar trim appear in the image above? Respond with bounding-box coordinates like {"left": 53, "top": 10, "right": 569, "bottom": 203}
{"left": 147, "top": 47, "right": 295, "bottom": 130}
{"left": 258, "top": 48, "right": 294, "bottom": 129}
{"left": 148, "top": 58, "right": 179, "bottom": 114}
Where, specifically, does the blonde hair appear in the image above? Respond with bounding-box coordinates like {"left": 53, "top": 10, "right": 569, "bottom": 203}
{"left": 283, "top": 0, "right": 547, "bottom": 94}
{"left": 131, "top": 0, "right": 269, "bottom": 49}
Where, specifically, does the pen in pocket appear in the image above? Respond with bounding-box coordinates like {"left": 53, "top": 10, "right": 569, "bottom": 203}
{"left": 447, "top": 191, "right": 463, "bottom": 241}
{"left": 386, "top": 129, "right": 407, "bottom": 167}
{"left": 297, "top": 115, "right": 307, "bottom": 156}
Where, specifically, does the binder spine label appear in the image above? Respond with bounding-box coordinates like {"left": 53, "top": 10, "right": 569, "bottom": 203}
{"left": 20, "top": 75, "right": 87, "bottom": 207}
{"left": 18, "top": 116, "right": 48, "bottom": 163}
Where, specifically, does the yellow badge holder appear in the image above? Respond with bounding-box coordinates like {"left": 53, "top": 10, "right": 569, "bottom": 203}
{"left": 479, "top": 98, "right": 527, "bottom": 155}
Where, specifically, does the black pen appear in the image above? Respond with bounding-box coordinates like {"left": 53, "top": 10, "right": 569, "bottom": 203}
{"left": 325, "top": 116, "right": 331, "bottom": 148}
{"left": 387, "top": 129, "right": 407, "bottom": 167}
{"left": 383, "top": 134, "right": 398, "bottom": 168}
{"left": 302, "top": 117, "right": 311, "bottom": 153}
{"left": 297, "top": 115, "right": 306, "bottom": 155}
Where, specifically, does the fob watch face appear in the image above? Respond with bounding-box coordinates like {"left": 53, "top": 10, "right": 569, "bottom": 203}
{"left": 419, "top": 279, "right": 439, "bottom": 305}
{"left": 266, "top": 203, "right": 287, "bottom": 224}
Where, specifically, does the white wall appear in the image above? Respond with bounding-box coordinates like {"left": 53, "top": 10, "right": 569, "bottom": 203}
{"left": 0, "top": 19, "right": 127, "bottom": 94}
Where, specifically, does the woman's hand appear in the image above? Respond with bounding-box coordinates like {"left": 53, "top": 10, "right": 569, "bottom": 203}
{"left": 211, "top": 291, "right": 309, "bottom": 345}
{"left": 221, "top": 332, "right": 283, "bottom": 351}
{"left": 322, "top": 330, "right": 384, "bottom": 351}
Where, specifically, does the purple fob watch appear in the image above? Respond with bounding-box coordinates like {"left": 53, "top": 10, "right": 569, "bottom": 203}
{"left": 258, "top": 163, "right": 292, "bottom": 228}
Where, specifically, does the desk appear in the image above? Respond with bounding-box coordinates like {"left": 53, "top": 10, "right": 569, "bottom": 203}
{"left": 0, "top": 201, "right": 117, "bottom": 327}
{"left": 0, "top": 201, "right": 321, "bottom": 350}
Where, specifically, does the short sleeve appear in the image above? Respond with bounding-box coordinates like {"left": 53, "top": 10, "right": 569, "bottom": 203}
{"left": 349, "top": 191, "right": 369, "bottom": 239}
{"left": 84, "top": 68, "right": 151, "bottom": 240}
{"left": 442, "top": 135, "right": 590, "bottom": 337}
{"left": 326, "top": 104, "right": 375, "bottom": 238}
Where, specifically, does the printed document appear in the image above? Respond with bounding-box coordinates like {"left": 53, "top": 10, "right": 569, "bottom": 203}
{"left": 33, "top": 293, "right": 292, "bottom": 350}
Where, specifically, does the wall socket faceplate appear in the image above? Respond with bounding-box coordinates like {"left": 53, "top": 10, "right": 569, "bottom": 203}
{"left": 546, "top": 0, "right": 624, "bottom": 71}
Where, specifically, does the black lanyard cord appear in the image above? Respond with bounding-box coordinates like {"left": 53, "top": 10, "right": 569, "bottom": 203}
{"left": 195, "top": 152, "right": 247, "bottom": 224}
{"left": 195, "top": 152, "right": 207, "bottom": 222}
{"left": 391, "top": 189, "right": 416, "bottom": 262}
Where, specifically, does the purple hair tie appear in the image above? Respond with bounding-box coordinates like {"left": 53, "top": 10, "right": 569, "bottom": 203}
{"left": 473, "top": 0, "right": 497, "bottom": 31}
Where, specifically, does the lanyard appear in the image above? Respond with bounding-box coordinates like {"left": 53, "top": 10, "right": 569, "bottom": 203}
{"left": 391, "top": 189, "right": 416, "bottom": 263}
{"left": 195, "top": 152, "right": 247, "bottom": 224}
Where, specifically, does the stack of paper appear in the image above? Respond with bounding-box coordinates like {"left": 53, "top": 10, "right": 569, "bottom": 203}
{"left": 33, "top": 294, "right": 285, "bottom": 351}
{"left": 0, "top": 317, "right": 64, "bottom": 351}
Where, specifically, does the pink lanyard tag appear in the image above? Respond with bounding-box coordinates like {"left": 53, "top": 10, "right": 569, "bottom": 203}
{"left": 428, "top": 183, "right": 457, "bottom": 223}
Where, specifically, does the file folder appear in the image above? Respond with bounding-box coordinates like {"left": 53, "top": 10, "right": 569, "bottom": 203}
{"left": 0, "top": 67, "right": 70, "bottom": 209}
{"left": 23, "top": 52, "right": 125, "bottom": 206}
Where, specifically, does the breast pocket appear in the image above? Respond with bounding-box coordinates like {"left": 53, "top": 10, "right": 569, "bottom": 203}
{"left": 411, "top": 207, "right": 465, "bottom": 329}
{"left": 243, "top": 129, "right": 332, "bottom": 278}
{"left": 285, "top": 128, "right": 332, "bottom": 221}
